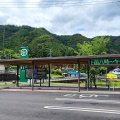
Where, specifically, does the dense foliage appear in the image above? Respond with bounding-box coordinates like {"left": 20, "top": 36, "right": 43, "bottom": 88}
{"left": 0, "top": 25, "right": 120, "bottom": 59}
{"left": 75, "top": 36, "right": 110, "bottom": 55}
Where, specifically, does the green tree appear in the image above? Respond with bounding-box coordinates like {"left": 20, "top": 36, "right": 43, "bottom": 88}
{"left": 91, "top": 36, "right": 110, "bottom": 55}
{"left": 75, "top": 41, "right": 93, "bottom": 55}
{"left": 76, "top": 36, "right": 110, "bottom": 56}
{"left": 0, "top": 49, "right": 20, "bottom": 59}
{"left": 76, "top": 37, "right": 110, "bottom": 79}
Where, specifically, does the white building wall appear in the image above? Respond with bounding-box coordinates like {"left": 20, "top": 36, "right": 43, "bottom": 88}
{"left": 0, "top": 65, "right": 5, "bottom": 72}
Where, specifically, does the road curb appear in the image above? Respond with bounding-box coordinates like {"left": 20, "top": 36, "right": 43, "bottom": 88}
{"left": 0, "top": 87, "right": 120, "bottom": 94}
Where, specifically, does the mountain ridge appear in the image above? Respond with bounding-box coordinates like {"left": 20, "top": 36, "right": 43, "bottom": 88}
{"left": 0, "top": 25, "right": 120, "bottom": 58}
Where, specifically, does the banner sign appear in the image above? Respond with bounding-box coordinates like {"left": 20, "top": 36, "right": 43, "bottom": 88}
{"left": 90, "top": 59, "right": 120, "bottom": 66}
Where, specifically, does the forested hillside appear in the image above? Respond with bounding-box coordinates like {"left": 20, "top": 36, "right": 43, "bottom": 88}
{"left": 0, "top": 25, "right": 119, "bottom": 58}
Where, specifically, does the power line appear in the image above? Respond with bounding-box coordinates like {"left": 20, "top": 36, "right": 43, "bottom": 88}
{"left": 0, "top": 0, "right": 119, "bottom": 8}
{"left": 0, "top": 0, "right": 115, "bottom": 3}
{"left": 0, "top": 0, "right": 116, "bottom": 2}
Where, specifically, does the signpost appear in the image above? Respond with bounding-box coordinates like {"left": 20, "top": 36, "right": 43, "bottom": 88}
{"left": 25, "top": 68, "right": 46, "bottom": 79}
{"left": 36, "top": 69, "right": 46, "bottom": 87}
{"left": 20, "top": 47, "right": 28, "bottom": 82}
{"left": 25, "top": 68, "right": 47, "bottom": 87}
{"left": 36, "top": 69, "right": 46, "bottom": 79}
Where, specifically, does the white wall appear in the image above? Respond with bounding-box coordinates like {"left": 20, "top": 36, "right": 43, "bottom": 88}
{"left": 0, "top": 65, "right": 5, "bottom": 71}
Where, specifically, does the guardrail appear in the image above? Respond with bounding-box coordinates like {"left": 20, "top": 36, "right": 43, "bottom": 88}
{"left": 44, "top": 77, "right": 87, "bottom": 82}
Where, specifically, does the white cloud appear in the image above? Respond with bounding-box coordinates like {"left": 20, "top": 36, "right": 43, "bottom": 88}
{"left": 0, "top": 0, "right": 120, "bottom": 38}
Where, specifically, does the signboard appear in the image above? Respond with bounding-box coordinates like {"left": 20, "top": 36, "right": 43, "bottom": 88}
{"left": 90, "top": 59, "right": 120, "bottom": 66}
{"left": 25, "top": 68, "right": 47, "bottom": 79}
{"left": 25, "top": 69, "right": 33, "bottom": 79}
{"left": 36, "top": 69, "right": 47, "bottom": 79}
{"left": 20, "top": 47, "right": 28, "bottom": 59}
{"left": 20, "top": 47, "right": 28, "bottom": 82}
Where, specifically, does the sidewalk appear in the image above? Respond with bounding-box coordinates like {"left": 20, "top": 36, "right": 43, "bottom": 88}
{"left": 1, "top": 86, "right": 120, "bottom": 94}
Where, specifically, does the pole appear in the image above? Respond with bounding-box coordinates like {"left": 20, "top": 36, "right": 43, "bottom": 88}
{"left": 2, "top": 29, "right": 5, "bottom": 59}
{"left": 48, "top": 64, "right": 51, "bottom": 87}
{"left": 78, "top": 60, "right": 80, "bottom": 92}
{"left": 87, "top": 66, "right": 90, "bottom": 91}
{"left": 32, "top": 62, "right": 34, "bottom": 91}
{"left": 87, "top": 60, "right": 90, "bottom": 91}
{"left": 40, "top": 79, "right": 41, "bottom": 87}
{"left": 16, "top": 65, "right": 19, "bottom": 87}
{"left": 50, "top": 49, "right": 52, "bottom": 57}
{"left": 113, "top": 78, "right": 115, "bottom": 91}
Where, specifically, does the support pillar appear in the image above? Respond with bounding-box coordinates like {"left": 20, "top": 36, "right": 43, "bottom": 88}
{"left": 32, "top": 62, "right": 34, "bottom": 91}
{"left": 87, "top": 66, "right": 90, "bottom": 91}
{"left": 78, "top": 60, "right": 80, "bottom": 92}
{"left": 48, "top": 64, "right": 51, "bottom": 87}
{"left": 16, "top": 65, "right": 19, "bottom": 87}
{"left": 87, "top": 60, "right": 90, "bottom": 91}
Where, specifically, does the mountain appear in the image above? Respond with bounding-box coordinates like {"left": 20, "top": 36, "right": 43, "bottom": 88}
{"left": 0, "top": 25, "right": 120, "bottom": 58}
{"left": 106, "top": 36, "right": 120, "bottom": 54}
{"left": 52, "top": 34, "right": 90, "bottom": 50}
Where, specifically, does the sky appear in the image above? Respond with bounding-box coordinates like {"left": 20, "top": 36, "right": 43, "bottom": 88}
{"left": 0, "top": 0, "right": 120, "bottom": 38}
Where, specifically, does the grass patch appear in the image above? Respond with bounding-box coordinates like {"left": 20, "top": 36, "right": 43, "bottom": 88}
{"left": 50, "top": 81, "right": 85, "bottom": 87}
{"left": 0, "top": 82, "right": 16, "bottom": 87}
{"left": 0, "top": 82, "right": 30, "bottom": 87}
{"left": 96, "top": 81, "right": 106, "bottom": 86}
{"left": 96, "top": 81, "right": 120, "bottom": 87}
{"left": 50, "top": 74, "right": 63, "bottom": 78}
{"left": 1, "top": 80, "right": 120, "bottom": 88}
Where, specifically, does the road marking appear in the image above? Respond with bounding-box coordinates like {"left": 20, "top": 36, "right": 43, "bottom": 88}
{"left": 44, "top": 106, "right": 120, "bottom": 115}
{"left": 79, "top": 94, "right": 109, "bottom": 98}
{"left": 55, "top": 98, "right": 120, "bottom": 104}
{"left": 64, "top": 94, "right": 109, "bottom": 98}
{"left": 64, "top": 94, "right": 77, "bottom": 97}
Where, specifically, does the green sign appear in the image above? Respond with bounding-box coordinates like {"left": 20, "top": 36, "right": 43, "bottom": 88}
{"left": 20, "top": 47, "right": 28, "bottom": 82}
{"left": 20, "top": 47, "right": 28, "bottom": 59}
{"left": 90, "top": 59, "right": 120, "bottom": 65}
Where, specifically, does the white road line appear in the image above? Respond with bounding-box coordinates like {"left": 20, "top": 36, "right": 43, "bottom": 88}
{"left": 55, "top": 98, "right": 120, "bottom": 104}
{"left": 64, "top": 94, "right": 77, "bottom": 97}
{"left": 44, "top": 106, "right": 120, "bottom": 115}
{"left": 64, "top": 94, "right": 109, "bottom": 98}
{"left": 79, "top": 94, "right": 109, "bottom": 98}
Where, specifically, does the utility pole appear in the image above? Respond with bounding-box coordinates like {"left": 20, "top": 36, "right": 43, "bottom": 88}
{"left": 10, "top": 51, "right": 11, "bottom": 59}
{"left": 2, "top": 29, "right": 5, "bottom": 59}
{"left": 50, "top": 49, "right": 52, "bottom": 57}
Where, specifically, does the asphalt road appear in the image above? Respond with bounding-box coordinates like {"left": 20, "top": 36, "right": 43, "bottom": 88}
{"left": 0, "top": 90, "right": 120, "bottom": 120}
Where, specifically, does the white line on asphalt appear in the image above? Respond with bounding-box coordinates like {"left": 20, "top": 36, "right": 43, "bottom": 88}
{"left": 64, "top": 94, "right": 77, "bottom": 97}
{"left": 44, "top": 106, "right": 120, "bottom": 115}
{"left": 79, "top": 94, "right": 109, "bottom": 98}
{"left": 55, "top": 98, "right": 120, "bottom": 104}
{"left": 64, "top": 94, "right": 109, "bottom": 98}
